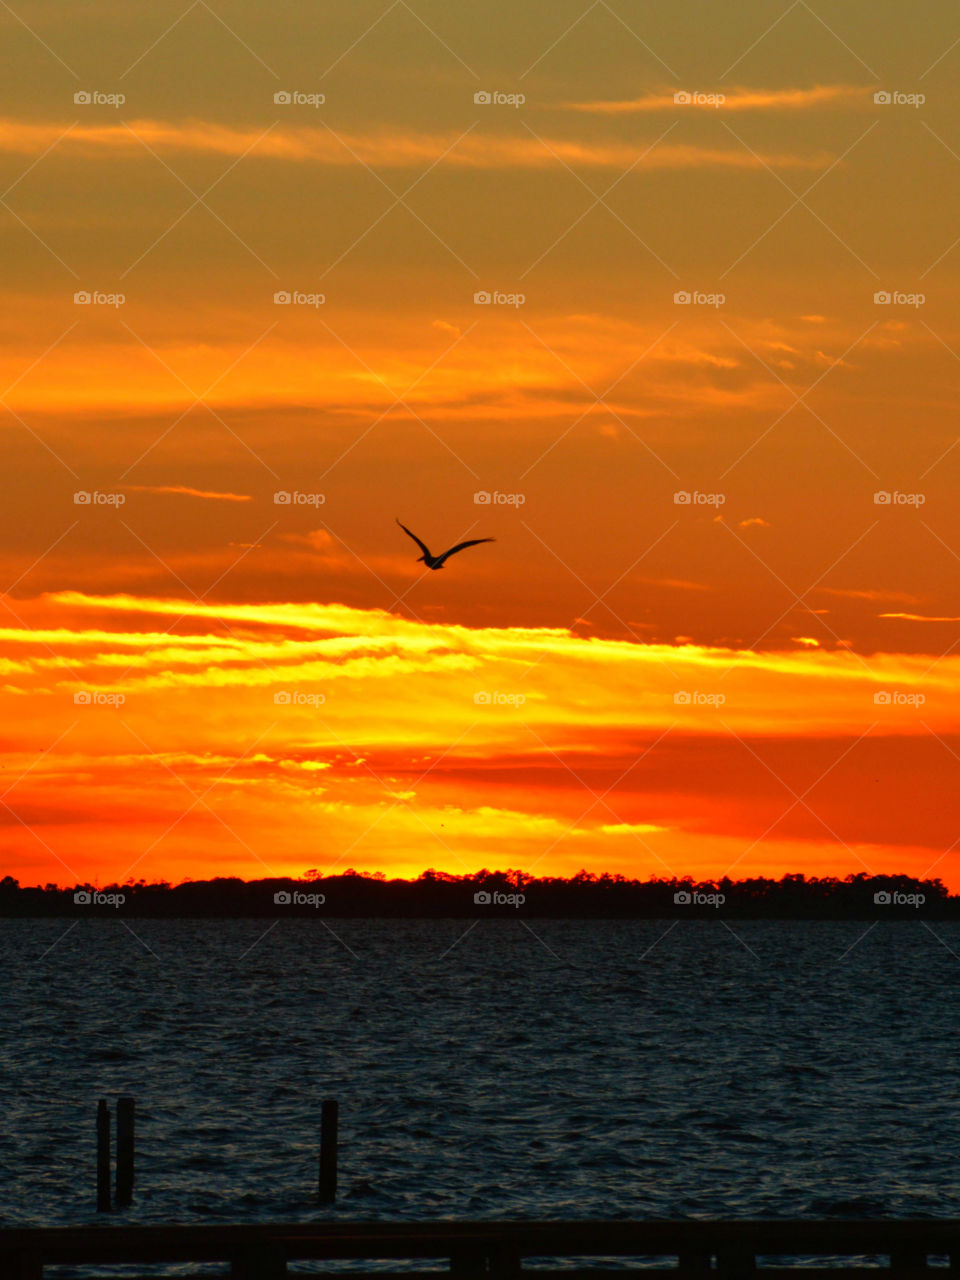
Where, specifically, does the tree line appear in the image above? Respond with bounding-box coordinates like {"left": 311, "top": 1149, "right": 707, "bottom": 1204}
{"left": 0, "top": 869, "right": 955, "bottom": 917}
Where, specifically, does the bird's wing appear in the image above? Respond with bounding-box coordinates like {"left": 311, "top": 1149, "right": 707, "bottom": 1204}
{"left": 396, "top": 519, "right": 431, "bottom": 558}
{"left": 434, "top": 537, "right": 496, "bottom": 566}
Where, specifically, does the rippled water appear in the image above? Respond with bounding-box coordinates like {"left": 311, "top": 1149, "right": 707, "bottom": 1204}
{"left": 2, "top": 918, "right": 959, "bottom": 1233}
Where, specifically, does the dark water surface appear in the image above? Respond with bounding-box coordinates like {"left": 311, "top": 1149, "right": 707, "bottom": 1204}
{"left": 2, "top": 918, "right": 959, "bottom": 1236}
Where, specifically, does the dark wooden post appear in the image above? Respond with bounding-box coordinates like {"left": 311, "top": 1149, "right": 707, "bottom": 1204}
{"left": 96, "top": 1099, "right": 111, "bottom": 1212}
{"left": 891, "top": 1250, "right": 928, "bottom": 1273}
{"left": 679, "top": 1254, "right": 713, "bottom": 1275}
{"left": 318, "top": 1099, "right": 338, "bottom": 1203}
{"left": 717, "top": 1250, "right": 755, "bottom": 1280}
{"left": 450, "top": 1248, "right": 488, "bottom": 1276}
{"left": 489, "top": 1243, "right": 521, "bottom": 1277}
{"left": 230, "top": 1246, "right": 287, "bottom": 1278}
{"left": 116, "top": 1096, "right": 135, "bottom": 1206}
{"left": 0, "top": 1250, "right": 43, "bottom": 1280}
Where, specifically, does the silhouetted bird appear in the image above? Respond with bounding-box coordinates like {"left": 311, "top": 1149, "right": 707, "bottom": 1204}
{"left": 395, "top": 519, "right": 494, "bottom": 570}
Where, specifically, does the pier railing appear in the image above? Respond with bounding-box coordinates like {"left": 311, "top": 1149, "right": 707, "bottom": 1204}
{"left": 1, "top": 1219, "right": 960, "bottom": 1279}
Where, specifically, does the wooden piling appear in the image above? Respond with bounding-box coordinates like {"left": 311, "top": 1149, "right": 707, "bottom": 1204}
{"left": 717, "top": 1250, "right": 756, "bottom": 1280}
{"left": 450, "top": 1247, "right": 487, "bottom": 1276}
{"left": 116, "top": 1096, "right": 135, "bottom": 1206}
{"left": 891, "top": 1250, "right": 928, "bottom": 1272}
{"left": 679, "top": 1254, "right": 712, "bottom": 1274}
{"left": 96, "top": 1100, "right": 111, "bottom": 1212}
{"left": 318, "top": 1099, "right": 338, "bottom": 1204}
{"left": 230, "top": 1244, "right": 287, "bottom": 1278}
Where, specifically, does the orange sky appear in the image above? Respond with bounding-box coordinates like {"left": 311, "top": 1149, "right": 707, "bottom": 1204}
{"left": 1, "top": 1, "right": 959, "bottom": 889}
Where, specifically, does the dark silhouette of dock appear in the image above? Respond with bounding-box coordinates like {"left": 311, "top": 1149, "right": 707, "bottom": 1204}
{"left": 2, "top": 1217, "right": 957, "bottom": 1278}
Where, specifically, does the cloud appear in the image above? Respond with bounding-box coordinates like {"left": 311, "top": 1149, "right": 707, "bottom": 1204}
{"left": 599, "top": 822, "right": 665, "bottom": 836}
{"left": 565, "top": 85, "right": 866, "bottom": 114}
{"left": 283, "top": 529, "right": 337, "bottom": 551}
{"left": 23, "top": 590, "right": 960, "bottom": 735}
{"left": 0, "top": 308, "right": 804, "bottom": 425}
{"left": 822, "top": 587, "right": 919, "bottom": 603}
{"left": 1, "top": 591, "right": 958, "bottom": 886}
{"left": 123, "top": 485, "right": 252, "bottom": 502}
{"left": 879, "top": 612, "right": 960, "bottom": 622}
{"left": 637, "top": 577, "right": 713, "bottom": 592}
{"left": 0, "top": 118, "right": 833, "bottom": 172}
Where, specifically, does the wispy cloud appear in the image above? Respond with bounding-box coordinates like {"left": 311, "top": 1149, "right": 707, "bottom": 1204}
{"left": 0, "top": 118, "right": 832, "bottom": 171}
{"left": 0, "top": 591, "right": 956, "bottom": 886}
{"left": 565, "top": 85, "right": 866, "bottom": 114}
{"left": 879, "top": 612, "right": 960, "bottom": 622}
{"left": 123, "top": 485, "right": 252, "bottom": 502}
{"left": 822, "top": 587, "right": 919, "bottom": 603}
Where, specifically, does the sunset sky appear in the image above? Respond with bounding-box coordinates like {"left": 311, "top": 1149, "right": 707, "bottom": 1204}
{"left": 1, "top": 0, "right": 959, "bottom": 888}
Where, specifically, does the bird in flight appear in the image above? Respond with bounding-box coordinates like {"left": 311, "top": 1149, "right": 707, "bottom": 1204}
{"left": 396, "top": 519, "right": 495, "bottom": 570}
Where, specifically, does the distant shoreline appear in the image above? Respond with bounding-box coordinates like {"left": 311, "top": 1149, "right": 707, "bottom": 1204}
{"left": 1, "top": 870, "right": 956, "bottom": 919}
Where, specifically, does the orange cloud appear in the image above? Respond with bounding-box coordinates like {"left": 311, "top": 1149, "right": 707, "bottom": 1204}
{"left": 879, "top": 613, "right": 960, "bottom": 622}
{"left": 0, "top": 118, "right": 833, "bottom": 171}
{"left": 637, "top": 577, "right": 713, "bottom": 592}
{"left": 822, "top": 588, "right": 919, "bottom": 603}
{"left": 0, "top": 310, "right": 814, "bottom": 421}
{"left": 123, "top": 485, "right": 252, "bottom": 502}
{"left": 0, "top": 591, "right": 957, "bottom": 889}
{"left": 565, "top": 85, "right": 866, "bottom": 114}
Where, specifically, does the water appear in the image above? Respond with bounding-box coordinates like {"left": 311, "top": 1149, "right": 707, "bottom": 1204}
{"left": 2, "top": 917, "right": 959, "bottom": 1233}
